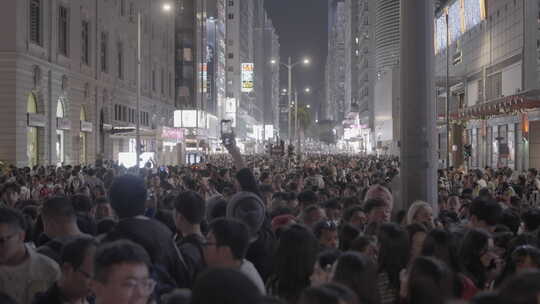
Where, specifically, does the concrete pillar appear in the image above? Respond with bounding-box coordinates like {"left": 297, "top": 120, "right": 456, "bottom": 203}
{"left": 399, "top": 0, "right": 438, "bottom": 209}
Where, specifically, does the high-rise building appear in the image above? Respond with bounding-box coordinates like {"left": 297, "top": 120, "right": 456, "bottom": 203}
{"left": 373, "top": 0, "right": 400, "bottom": 154}
{"left": 325, "top": 0, "right": 346, "bottom": 123}
{"left": 0, "top": 0, "right": 176, "bottom": 167}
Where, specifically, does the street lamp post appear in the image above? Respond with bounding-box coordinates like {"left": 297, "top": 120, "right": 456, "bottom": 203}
{"left": 271, "top": 57, "right": 310, "bottom": 145}
{"left": 136, "top": 3, "right": 173, "bottom": 169}
{"left": 136, "top": 12, "right": 141, "bottom": 169}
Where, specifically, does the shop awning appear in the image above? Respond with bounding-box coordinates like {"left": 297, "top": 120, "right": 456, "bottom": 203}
{"left": 456, "top": 90, "right": 540, "bottom": 120}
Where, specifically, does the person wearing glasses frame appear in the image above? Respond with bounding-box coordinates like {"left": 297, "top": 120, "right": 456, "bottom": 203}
{"left": 33, "top": 237, "right": 98, "bottom": 304}
{"left": 90, "top": 240, "right": 157, "bottom": 304}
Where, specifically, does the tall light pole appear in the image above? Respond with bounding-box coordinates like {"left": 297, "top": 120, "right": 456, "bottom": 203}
{"left": 136, "top": 2, "right": 173, "bottom": 169}
{"left": 270, "top": 57, "right": 310, "bottom": 145}
{"left": 136, "top": 12, "right": 141, "bottom": 169}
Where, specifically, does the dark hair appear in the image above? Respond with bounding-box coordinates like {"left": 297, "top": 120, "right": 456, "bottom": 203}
{"left": 406, "top": 223, "right": 428, "bottom": 245}
{"left": 270, "top": 224, "right": 319, "bottom": 303}
{"left": 162, "top": 289, "right": 192, "bottom": 304}
{"left": 528, "top": 168, "right": 538, "bottom": 177}
{"left": 421, "top": 229, "right": 462, "bottom": 273}
{"left": 498, "top": 271, "right": 540, "bottom": 304}
{"left": 97, "top": 217, "right": 117, "bottom": 235}
{"left": 108, "top": 175, "right": 147, "bottom": 219}
{"left": 333, "top": 252, "right": 380, "bottom": 304}
{"left": 60, "top": 237, "right": 98, "bottom": 269}
{"left": 469, "top": 198, "right": 502, "bottom": 226}
{"left": 174, "top": 191, "right": 206, "bottom": 225}
{"left": 511, "top": 245, "right": 540, "bottom": 269}
{"left": 363, "top": 198, "right": 386, "bottom": 214}
{"left": 407, "top": 256, "right": 454, "bottom": 304}
{"left": 41, "top": 196, "right": 76, "bottom": 220}
{"left": 316, "top": 249, "right": 341, "bottom": 270}
{"left": 522, "top": 209, "right": 540, "bottom": 232}
{"left": 191, "top": 268, "right": 262, "bottom": 304}
{"left": 339, "top": 224, "right": 360, "bottom": 251}
{"left": 71, "top": 194, "right": 94, "bottom": 213}
{"left": 469, "top": 291, "right": 500, "bottom": 304}
{"left": 350, "top": 235, "right": 376, "bottom": 253}
{"left": 377, "top": 223, "right": 410, "bottom": 289}
{"left": 297, "top": 191, "right": 317, "bottom": 205}
{"left": 0, "top": 207, "right": 26, "bottom": 230}
{"left": 500, "top": 210, "right": 520, "bottom": 235}
{"left": 322, "top": 199, "right": 341, "bottom": 211}
{"left": 313, "top": 220, "right": 338, "bottom": 239}
{"left": 459, "top": 228, "right": 491, "bottom": 288}
{"left": 94, "top": 240, "right": 151, "bottom": 282}
{"left": 209, "top": 218, "right": 250, "bottom": 260}
{"left": 0, "top": 182, "right": 20, "bottom": 197}
{"left": 299, "top": 283, "right": 359, "bottom": 304}
{"left": 343, "top": 206, "right": 364, "bottom": 223}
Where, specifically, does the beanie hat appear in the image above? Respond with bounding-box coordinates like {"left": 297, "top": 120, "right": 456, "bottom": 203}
{"left": 227, "top": 191, "right": 266, "bottom": 242}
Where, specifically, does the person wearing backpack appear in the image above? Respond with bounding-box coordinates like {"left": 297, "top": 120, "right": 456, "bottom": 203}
{"left": 173, "top": 191, "right": 207, "bottom": 286}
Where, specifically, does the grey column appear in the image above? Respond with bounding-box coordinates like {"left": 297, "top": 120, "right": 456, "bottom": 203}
{"left": 399, "top": 0, "right": 437, "bottom": 209}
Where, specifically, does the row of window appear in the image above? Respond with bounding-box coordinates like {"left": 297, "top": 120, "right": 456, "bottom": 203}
{"left": 114, "top": 104, "right": 150, "bottom": 126}
{"left": 30, "top": 1, "right": 174, "bottom": 99}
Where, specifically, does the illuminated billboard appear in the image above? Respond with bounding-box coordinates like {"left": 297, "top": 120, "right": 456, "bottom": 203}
{"left": 241, "top": 63, "right": 254, "bottom": 92}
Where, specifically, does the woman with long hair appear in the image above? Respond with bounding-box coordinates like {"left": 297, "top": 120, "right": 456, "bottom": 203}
{"left": 377, "top": 223, "right": 409, "bottom": 304}
{"left": 459, "top": 228, "right": 504, "bottom": 290}
{"left": 267, "top": 224, "right": 319, "bottom": 304}
{"left": 404, "top": 256, "right": 455, "bottom": 304}
{"left": 333, "top": 251, "right": 381, "bottom": 304}
{"left": 421, "top": 228, "right": 477, "bottom": 299}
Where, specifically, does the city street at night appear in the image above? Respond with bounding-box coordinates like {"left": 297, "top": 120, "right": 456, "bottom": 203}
{"left": 1, "top": 0, "right": 540, "bottom": 304}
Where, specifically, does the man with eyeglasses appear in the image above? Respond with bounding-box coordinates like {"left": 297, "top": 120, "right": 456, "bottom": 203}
{"left": 0, "top": 207, "right": 60, "bottom": 304}
{"left": 33, "top": 237, "right": 97, "bottom": 304}
{"left": 90, "top": 240, "right": 156, "bottom": 304}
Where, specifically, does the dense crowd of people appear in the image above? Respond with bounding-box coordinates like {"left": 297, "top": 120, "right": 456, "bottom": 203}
{"left": 2, "top": 143, "right": 540, "bottom": 304}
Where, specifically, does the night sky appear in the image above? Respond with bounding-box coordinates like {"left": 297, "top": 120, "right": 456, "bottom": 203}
{"left": 265, "top": 0, "right": 328, "bottom": 112}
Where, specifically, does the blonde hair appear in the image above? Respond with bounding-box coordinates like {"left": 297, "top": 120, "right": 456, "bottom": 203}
{"left": 406, "top": 200, "right": 431, "bottom": 225}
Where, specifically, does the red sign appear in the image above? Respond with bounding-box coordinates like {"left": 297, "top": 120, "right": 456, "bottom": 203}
{"left": 161, "top": 127, "right": 184, "bottom": 142}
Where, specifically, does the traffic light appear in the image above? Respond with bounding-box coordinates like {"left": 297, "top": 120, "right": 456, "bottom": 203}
{"left": 463, "top": 144, "right": 472, "bottom": 158}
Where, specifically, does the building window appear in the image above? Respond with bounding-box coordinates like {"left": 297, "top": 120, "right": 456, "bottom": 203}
{"left": 228, "top": 13, "right": 234, "bottom": 19}
{"left": 81, "top": 21, "right": 90, "bottom": 65}
{"left": 152, "top": 70, "right": 156, "bottom": 92}
{"left": 120, "top": 0, "right": 126, "bottom": 16}
{"left": 30, "top": 0, "right": 42, "bottom": 45}
{"left": 228, "top": 53, "right": 234, "bottom": 59}
{"left": 229, "top": 0, "right": 234, "bottom": 6}
{"left": 129, "top": 2, "right": 135, "bottom": 22}
{"left": 101, "top": 32, "right": 108, "bottom": 72}
{"left": 117, "top": 42, "right": 124, "bottom": 79}
{"left": 161, "top": 69, "right": 165, "bottom": 95}
{"left": 168, "top": 72, "right": 172, "bottom": 98}
{"left": 58, "top": 6, "right": 69, "bottom": 56}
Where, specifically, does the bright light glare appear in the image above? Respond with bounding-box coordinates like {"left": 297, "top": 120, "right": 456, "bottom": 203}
{"left": 282, "top": 88, "right": 287, "bottom": 93}
{"left": 304, "top": 87, "right": 311, "bottom": 93}
{"left": 303, "top": 58, "right": 310, "bottom": 65}
{"left": 307, "top": 105, "right": 311, "bottom": 108}
{"left": 162, "top": 3, "right": 172, "bottom": 12}
{"left": 270, "top": 59, "right": 277, "bottom": 64}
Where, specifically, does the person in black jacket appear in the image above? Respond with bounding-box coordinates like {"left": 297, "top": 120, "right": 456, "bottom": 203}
{"left": 227, "top": 144, "right": 277, "bottom": 281}
{"left": 33, "top": 237, "right": 98, "bottom": 304}
{"left": 103, "top": 174, "right": 190, "bottom": 291}
{"left": 174, "top": 191, "right": 207, "bottom": 285}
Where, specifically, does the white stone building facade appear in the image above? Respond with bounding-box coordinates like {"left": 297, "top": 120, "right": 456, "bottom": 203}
{"left": 0, "top": 0, "right": 176, "bottom": 167}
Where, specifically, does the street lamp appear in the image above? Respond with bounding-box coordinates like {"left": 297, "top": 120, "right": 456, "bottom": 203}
{"left": 136, "top": 2, "right": 173, "bottom": 169}
{"left": 162, "top": 3, "right": 172, "bottom": 12}
{"left": 304, "top": 87, "right": 311, "bottom": 93}
{"left": 270, "top": 56, "right": 311, "bottom": 145}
